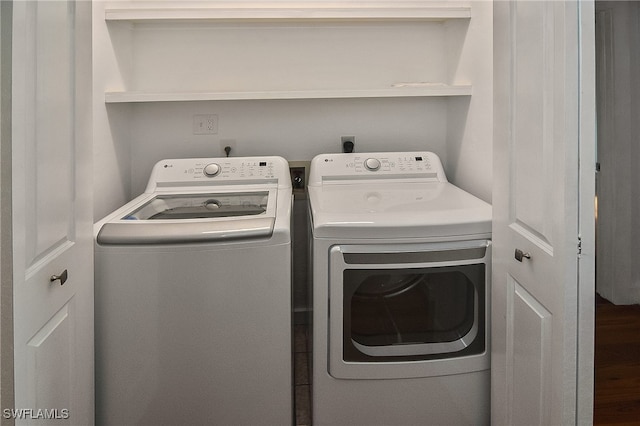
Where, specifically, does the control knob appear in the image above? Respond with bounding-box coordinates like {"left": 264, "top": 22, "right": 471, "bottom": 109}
{"left": 203, "top": 163, "right": 221, "bottom": 177}
{"left": 364, "top": 158, "right": 381, "bottom": 171}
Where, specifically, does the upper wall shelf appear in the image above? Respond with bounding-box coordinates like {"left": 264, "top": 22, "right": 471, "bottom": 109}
{"left": 103, "top": 2, "right": 472, "bottom": 104}
{"left": 105, "top": 84, "right": 473, "bottom": 103}
{"left": 104, "top": 2, "right": 471, "bottom": 23}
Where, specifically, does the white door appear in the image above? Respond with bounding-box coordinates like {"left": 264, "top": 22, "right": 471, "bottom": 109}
{"left": 492, "top": 1, "right": 595, "bottom": 425}
{"left": 11, "top": 1, "right": 93, "bottom": 424}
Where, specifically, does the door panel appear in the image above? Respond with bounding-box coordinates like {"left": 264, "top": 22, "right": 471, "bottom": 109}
{"left": 512, "top": 2, "right": 555, "bottom": 243}
{"left": 509, "top": 279, "right": 551, "bottom": 426}
{"left": 12, "top": 1, "right": 93, "bottom": 423}
{"left": 27, "top": 302, "right": 72, "bottom": 425}
{"left": 31, "top": 0, "right": 74, "bottom": 260}
{"left": 493, "top": 1, "right": 595, "bottom": 424}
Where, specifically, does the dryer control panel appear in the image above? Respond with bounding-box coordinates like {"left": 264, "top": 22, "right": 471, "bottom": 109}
{"left": 145, "top": 156, "right": 292, "bottom": 192}
{"left": 308, "top": 151, "right": 447, "bottom": 185}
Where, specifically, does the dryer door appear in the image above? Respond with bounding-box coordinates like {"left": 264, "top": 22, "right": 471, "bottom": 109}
{"left": 328, "top": 240, "right": 491, "bottom": 380}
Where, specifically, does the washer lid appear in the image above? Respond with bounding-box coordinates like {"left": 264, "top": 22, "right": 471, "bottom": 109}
{"left": 124, "top": 192, "right": 269, "bottom": 220}
{"left": 97, "top": 189, "right": 276, "bottom": 245}
{"left": 309, "top": 181, "right": 491, "bottom": 239}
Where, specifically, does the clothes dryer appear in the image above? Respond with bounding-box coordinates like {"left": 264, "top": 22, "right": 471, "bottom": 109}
{"left": 95, "top": 157, "right": 292, "bottom": 425}
{"left": 308, "top": 152, "right": 492, "bottom": 425}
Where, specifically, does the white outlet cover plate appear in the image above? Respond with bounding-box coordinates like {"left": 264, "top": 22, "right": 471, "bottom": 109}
{"left": 193, "top": 114, "right": 218, "bottom": 135}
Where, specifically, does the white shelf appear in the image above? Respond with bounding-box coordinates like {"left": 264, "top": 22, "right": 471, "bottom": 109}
{"left": 103, "top": 2, "right": 473, "bottom": 104}
{"left": 105, "top": 2, "right": 471, "bottom": 23}
{"left": 104, "top": 85, "right": 473, "bottom": 103}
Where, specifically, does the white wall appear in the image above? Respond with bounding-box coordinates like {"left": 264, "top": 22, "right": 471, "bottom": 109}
{"left": 93, "top": 0, "right": 133, "bottom": 220}
{"left": 127, "top": 98, "right": 449, "bottom": 195}
{"left": 596, "top": 1, "right": 640, "bottom": 304}
{"left": 446, "top": 3, "right": 493, "bottom": 202}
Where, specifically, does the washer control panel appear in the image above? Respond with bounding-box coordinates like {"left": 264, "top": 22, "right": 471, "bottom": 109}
{"left": 353, "top": 155, "right": 433, "bottom": 173}
{"left": 309, "top": 152, "right": 447, "bottom": 185}
{"left": 145, "top": 156, "right": 292, "bottom": 191}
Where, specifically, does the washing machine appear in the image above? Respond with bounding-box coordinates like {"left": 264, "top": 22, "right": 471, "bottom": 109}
{"left": 94, "top": 156, "right": 293, "bottom": 425}
{"left": 308, "top": 151, "right": 492, "bottom": 425}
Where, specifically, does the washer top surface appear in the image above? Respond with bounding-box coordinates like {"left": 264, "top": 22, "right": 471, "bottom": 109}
{"left": 308, "top": 152, "right": 491, "bottom": 239}
{"left": 96, "top": 156, "right": 292, "bottom": 245}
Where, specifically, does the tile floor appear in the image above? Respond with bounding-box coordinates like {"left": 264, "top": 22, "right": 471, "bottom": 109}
{"left": 294, "top": 324, "right": 311, "bottom": 426}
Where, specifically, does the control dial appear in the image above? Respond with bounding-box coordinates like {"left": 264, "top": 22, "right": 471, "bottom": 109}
{"left": 364, "top": 158, "right": 381, "bottom": 171}
{"left": 203, "top": 163, "right": 221, "bottom": 177}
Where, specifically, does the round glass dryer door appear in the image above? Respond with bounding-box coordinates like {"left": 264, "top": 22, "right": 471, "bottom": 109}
{"left": 344, "top": 266, "right": 483, "bottom": 361}
{"left": 330, "top": 242, "right": 489, "bottom": 364}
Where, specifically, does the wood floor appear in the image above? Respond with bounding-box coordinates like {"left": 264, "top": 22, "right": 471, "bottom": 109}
{"left": 594, "top": 294, "right": 640, "bottom": 425}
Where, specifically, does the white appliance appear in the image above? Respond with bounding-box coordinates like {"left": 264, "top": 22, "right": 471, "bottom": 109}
{"left": 94, "top": 156, "right": 293, "bottom": 425}
{"left": 308, "top": 152, "right": 492, "bottom": 425}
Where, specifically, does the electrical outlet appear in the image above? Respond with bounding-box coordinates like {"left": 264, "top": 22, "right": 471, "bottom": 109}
{"left": 289, "top": 161, "right": 310, "bottom": 195}
{"left": 220, "top": 139, "right": 237, "bottom": 157}
{"left": 341, "top": 136, "right": 355, "bottom": 153}
{"left": 193, "top": 114, "right": 218, "bottom": 135}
